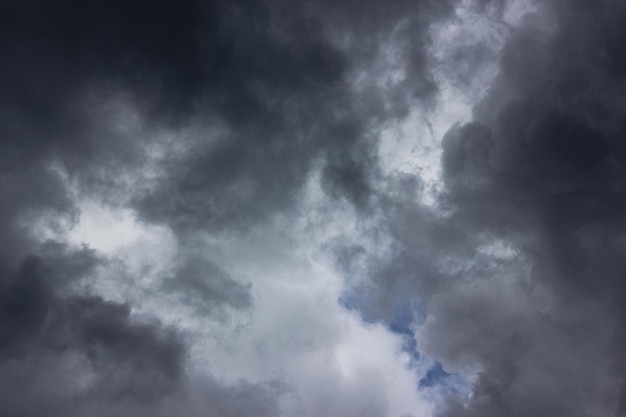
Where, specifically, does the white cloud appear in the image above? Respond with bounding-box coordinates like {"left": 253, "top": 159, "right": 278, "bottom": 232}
{"left": 61, "top": 171, "right": 437, "bottom": 417}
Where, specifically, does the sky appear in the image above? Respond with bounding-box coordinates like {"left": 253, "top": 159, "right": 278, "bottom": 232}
{"left": 1, "top": 0, "right": 626, "bottom": 416}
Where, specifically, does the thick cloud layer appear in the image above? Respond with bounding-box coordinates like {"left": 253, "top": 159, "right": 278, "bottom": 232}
{"left": 436, "top": 1, "right": 626, "bottom": 415}
{"left": 346, "top": 1, "right": 626, "bottom": 416}
{"left": 0, "top": 0, "right": 454, "bottom": 229}
{"left": 3, "top": 0, "right": 625, "bottom": 416}
{"left": 0, "top": 0, "right": 456, "bottom": 416}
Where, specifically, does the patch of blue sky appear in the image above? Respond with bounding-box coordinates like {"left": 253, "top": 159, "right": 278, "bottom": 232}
{"left": 339, "top": 288, "right": 472, "bottom": 400}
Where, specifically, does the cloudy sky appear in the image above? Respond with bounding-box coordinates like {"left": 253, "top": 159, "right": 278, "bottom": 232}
{"left": 2, "top": 0, "right": 626, "bottom": 416}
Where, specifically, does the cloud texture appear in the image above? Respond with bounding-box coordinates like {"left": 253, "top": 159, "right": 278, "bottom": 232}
{"left": 1, "top": 0, "right": 626, "bottom": 416}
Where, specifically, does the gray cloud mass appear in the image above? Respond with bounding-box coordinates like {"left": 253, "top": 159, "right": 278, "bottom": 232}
{"left": 353, "top": 1, "right": 626, "bottom": 416}
{"left": 1, "top": 0, "right": 626, "bottom": 416}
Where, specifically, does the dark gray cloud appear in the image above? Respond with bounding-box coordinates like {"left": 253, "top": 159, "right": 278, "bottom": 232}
{"left": 348, "top": 1, "right": 626, "bottom": 416}
{"left": 12, "top": 0, "right": 624, "bottom": 415}
{"left": 0, "top": 243, "right": 283, "bottom": 417}
{"left": 0, "top": 245, "right": 182, "bottom": 414}
{"left": 2, "top": 0, "right": 456, "bottom": 232}
{"left": 0, "top": 0, "right": 462, "bottom": 415}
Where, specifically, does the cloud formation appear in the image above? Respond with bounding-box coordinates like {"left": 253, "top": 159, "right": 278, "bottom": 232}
{"left": 3, "top": 0, "right": 626, "bottom": 416}
{"left": 0, "top": 0, "right": 456, "bottom": 416}
{"left": 349, "top": 1, "right": 626, "bottom": 416}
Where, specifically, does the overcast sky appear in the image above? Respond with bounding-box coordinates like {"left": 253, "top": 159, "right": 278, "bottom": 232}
{"left": 1, "top": 0, "right": 626, "bottom": 416}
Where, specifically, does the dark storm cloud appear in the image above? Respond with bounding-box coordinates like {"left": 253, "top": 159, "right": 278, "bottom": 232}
{"left": 0, "top": 243, "right": 284, "bottom": 417}
{"left": 354, "top": 1, "right": 626, "bottom": 416}
{"left": 0, "top": 0, "right": 465, "bottom": 415}
{"left": 0, "top": 245, "right": 183, "bottom": 414}
{"left": 1, "top": 0, "right": 455, "bottom": 232}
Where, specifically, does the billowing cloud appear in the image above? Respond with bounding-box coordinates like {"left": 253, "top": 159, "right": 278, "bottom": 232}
{"left": 348, "top": 1, "right": 626, "bottom": 416}
{"left": 3, "top": 0, "right": 624, "bottom": 416}
{"left": 0, "top": 0, "right": 458, "bottom": 415}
